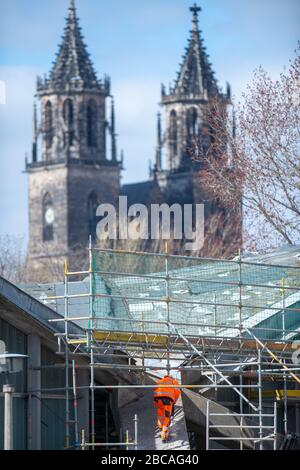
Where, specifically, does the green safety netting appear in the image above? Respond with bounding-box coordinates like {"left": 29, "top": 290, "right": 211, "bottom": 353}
{"left": 90, "top": 250, "right": 300, "bottom": 340}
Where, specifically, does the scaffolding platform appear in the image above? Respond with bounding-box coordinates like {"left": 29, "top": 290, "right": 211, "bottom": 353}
{"left": 67, "top": 330, "right": 296, "bottom": 355}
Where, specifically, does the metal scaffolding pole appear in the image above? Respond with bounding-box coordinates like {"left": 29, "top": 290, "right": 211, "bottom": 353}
{"left": 26, "top": 383, "right": 261, "bottom": 393}
{"left": 134, "top": 414, "right": 138, "bottom": 451}
{"left": 165, "top": 241, "right": 170, "bottom": 375}
{"left": 89, "top": 236, "right": 96, "bottom": 450}
{"left": 72, "top": 360, "right": 79, "bottom": 447}
{"left": 283, "top": 358, "right": 288, "bottom": 435}
{"left": 206, "top": 400, "right": 210, "bottom": 450}
{"left": 169, "top": 323, "right": 258, "bottom": 412}
{"left": 273, "top": 401, "right": 277, "bottom": 450}
{"left": 238, "top": 252, "right": 244, "bottom": 418}
{"left": 213, "top": 295, "right": 217, "bottom": 337}
{"left": 64, "top": 259, "right": 71, "bottom": 449}
{"left": 245, "top": 328, "right": 300, "bottom": 386}
{"left": 49, "top": 314, "right": 300, "bottom": 339}
{"left": 257, "top": 348, "right": 263, "bottom": 450}
{"left": 281, "top": 277, "right": 288, "bottom": 435}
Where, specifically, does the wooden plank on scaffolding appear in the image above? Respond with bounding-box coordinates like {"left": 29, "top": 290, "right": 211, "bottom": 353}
{"left": 67, "top": 331, "right": 294, "bottom": 355}
{"left": 67, "top": 338, "right": 87, "bottom": 345}
{"left": 185, "top": 337, "right": 294, "bottom": 353}
{"left": 250, "top": 389, "right": 300, "bottom": 399}
{"left": 93, "top": 330, "right": 169, "bottom": 346}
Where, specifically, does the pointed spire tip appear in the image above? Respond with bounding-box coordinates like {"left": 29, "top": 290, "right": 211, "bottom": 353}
{"left": 190, "top": 3, "right": 201, "bottom": 16}
{"left": 190, "top": 3, "right": 201, "bottom": 31}
{"left": 68, "top": 0, "right": 76, "bottom": 20}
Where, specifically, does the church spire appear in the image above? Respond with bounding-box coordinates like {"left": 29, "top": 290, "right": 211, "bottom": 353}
{"left": 37, "top": 0, "right": 106, "bottom": 93}
{"left": 158, "top": 4, "right": 229, "bottom": 173}
{"left": 68, "top": 0, "right": 78, "bottom": 25}
{"left": 190, "top": 3, "right": 201, "bottom": 31}
{"left": 163, "top": 3, "right": 218, "bottom": 100}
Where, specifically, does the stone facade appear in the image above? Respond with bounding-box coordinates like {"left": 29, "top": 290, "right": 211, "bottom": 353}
{"left": 38, "top": 92, "right": 108, "bottom": 163}
{"left": 28, "top": 165, "right": 69, "bottom": 258}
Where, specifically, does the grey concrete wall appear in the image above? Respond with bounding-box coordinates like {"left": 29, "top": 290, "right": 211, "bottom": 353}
{"left": 27, "top": 334, "right": 41, "bottom": 450}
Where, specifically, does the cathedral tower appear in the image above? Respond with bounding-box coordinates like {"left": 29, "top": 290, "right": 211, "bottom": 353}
{"left": 26, "top": 0, "right": 121, "bottom": 279}
{"left": 151, "top": 4, "right": 241, "bottom": 256}
{"left": 157, "top": 4, "right": 230, "bottom": 173}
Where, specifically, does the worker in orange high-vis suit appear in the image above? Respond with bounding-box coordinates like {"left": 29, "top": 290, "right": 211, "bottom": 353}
{"left": 154, "top": 375, "right": 181, "bottom": 440}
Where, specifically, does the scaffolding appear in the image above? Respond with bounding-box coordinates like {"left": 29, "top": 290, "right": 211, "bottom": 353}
{"left": 206, "top": 400, "right": 277, "bottom": 450}
{"left": 47, "top": 242, "right": 300, "bottom": 450}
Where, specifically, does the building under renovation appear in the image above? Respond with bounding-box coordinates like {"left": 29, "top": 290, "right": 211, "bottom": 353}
{"left": 1, "top": 244, "right": 300, "bottom": 450}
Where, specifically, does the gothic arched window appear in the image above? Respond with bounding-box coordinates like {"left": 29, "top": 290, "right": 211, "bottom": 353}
{"left": 43, "top": 193, "right": 54, "bottom": 242}
{"left": 88, "top": 191, "right": 99, "bottom": 242}
{"left": 170, "top": 110, "right": 177, "bottom": 156}
{"left": 63, "top": 98, "right": 74, "bottom": 147}
{"left": 87, "top": 100, "right": 97, "bottom": 148}
{"left": 45, "top": 101, "right": 53, "bottom": 149}
{"left": 186, "top": 107, "right": 198, "bottom": 142}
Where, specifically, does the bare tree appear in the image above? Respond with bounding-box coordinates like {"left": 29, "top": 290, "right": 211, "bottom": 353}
{"left": 0, "top": 235, "right": 71, "bottom": 284}
{"left": 194, "top": 47, "right": 300, "bottom": 252}
{"left": 0, "top": 235, "right": 28, "bottom": 283}
{"left": 95, "top": 210, "right": 241, "bottom": 262}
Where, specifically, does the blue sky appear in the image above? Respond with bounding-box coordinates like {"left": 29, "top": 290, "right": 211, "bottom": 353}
{"left": 0, "top": 0, "right": 299, "bottom": 239}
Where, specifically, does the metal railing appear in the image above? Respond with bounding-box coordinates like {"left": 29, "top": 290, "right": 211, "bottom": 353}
{"left": 80, "top": 415, "right": 138, "bottom": 451}
{"left": 206, "top": 400, "right": 277, "bottom": 450}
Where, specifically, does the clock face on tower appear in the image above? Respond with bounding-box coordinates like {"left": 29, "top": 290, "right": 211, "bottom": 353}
{"left": 45, "top": 206, "right": 54, "bottom": 225}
